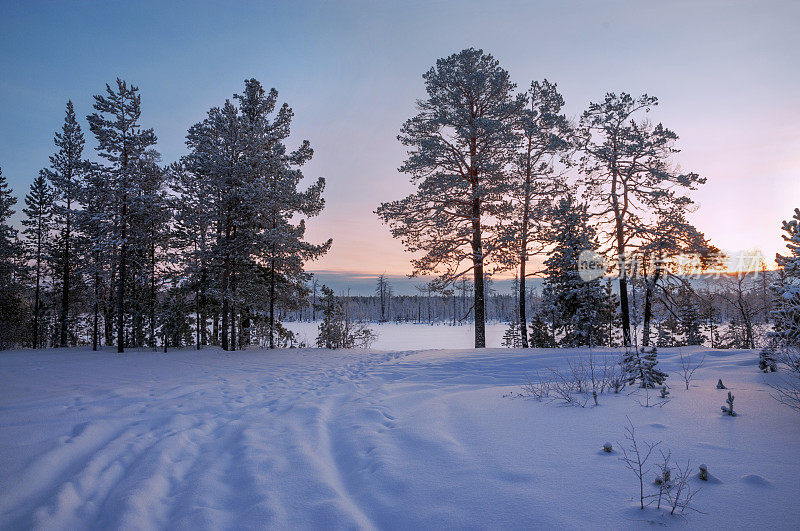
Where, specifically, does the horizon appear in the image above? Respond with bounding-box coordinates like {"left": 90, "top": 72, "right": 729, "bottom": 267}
{"left": 1, "top": 0, "right": 798, "bottom": 279}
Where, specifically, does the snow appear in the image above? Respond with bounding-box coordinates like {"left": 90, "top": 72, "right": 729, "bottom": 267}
{"left": 285, "top": 321, "right": 510, "bottom": 350}
{"left": 1, "top": 343, "right": 798, "bottom": 529}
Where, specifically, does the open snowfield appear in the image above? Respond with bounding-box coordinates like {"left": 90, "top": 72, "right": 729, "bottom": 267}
{"left": 284, "top": 321, "right": 510, "bottom": 350}
{"left": 1, "top": 344, "right": 798, "bottom": 530}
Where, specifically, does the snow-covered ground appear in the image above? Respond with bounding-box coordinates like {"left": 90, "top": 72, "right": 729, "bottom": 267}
{"left": 1, "top": 345, "right": 798, "bottom": 529}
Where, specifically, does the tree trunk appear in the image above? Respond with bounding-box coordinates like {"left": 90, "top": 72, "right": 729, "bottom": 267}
{"left": 269, "top": 259, "right": 276, "bottom": 349}
{"left": 59, "top": 191, "right": 71, "bottom": 347}
{"left": 195, "top": 284, "right": 201, "bottom": 350}
{"left": 616, "top": 231, "right": 632, "bottom": 346}
{"left": 33, "top": 253, "right": 41, "bottom": 349}
{"left": 471, "top": 194, "right": 486, "bottom": 348}
{"left": 117, "top": 193, "right": 127, "bottom": 353}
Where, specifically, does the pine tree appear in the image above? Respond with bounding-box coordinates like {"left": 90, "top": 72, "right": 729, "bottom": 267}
{"left": 505, "top": 79, "right": 571, "bottom": 348}
{"left": 182, "top": 79, "right": 331, "bottom": 351}
{"left": 87, "top": 79, "right": 158, "bottom": 352}
{"left": 127, "top": 149, "right": 169, "bottom": 348}
{"left": 76, "top": 163, "right": 114, "bottom": 350}
{"left": 0, "top": 165, "right": 26, "bottom": 348}
{"left": 21, "top": 172, "right": 54, "bottom": 348}
{"left": 376, "top": 48, "right": 525, "bottom": 348}
{"left": 578, "top": 93, "right": 706, "bottom": 346}
{"left": 640, "top": 347, "right": 669, "bottom": 387}
{"left": 44, "top": 101, "right": 85, "bottom": 347}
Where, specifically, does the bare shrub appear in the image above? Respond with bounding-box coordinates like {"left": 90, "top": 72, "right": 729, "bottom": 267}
{"left": 519, "top": 352, "right": 625, "bottom": 407}
{"left": 617, "top": 420, "right": 704, "bottom": 517}
{"left": 666, "top": 459, "right": 703, "bottom": 516}
{"left": 772, "top": 347, "right": 800, "bottom": 411}
{"left": 618, "top": 418, "right": 661, "bottom": 509}
{"left": 679, "top": 352, "right": 705, "bottom": 390}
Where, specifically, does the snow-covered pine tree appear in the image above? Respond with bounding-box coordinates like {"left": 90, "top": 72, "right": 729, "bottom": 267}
{"left": 21, "top": 172, "right": 54, "bottom": 348}
{"left": 376, "top": 48, "right": 525, "bottom": 348}
{"left": 184, "top": 98, "right": 249, "bottom": 351}
{"left": 127, "top": 149, "right": 170, "bottom": 349}
{"left": 771, "top": 208, "right": 800, "bottom": 349}
{"left": 655, "top": 313, "right": 678, "bottom": 348}
{"left": 87, "top": 79, "right": 158, "bottom": 352}
{"left": 43, "top": 101, "right": 85, "bottom": 347}
{"left": 170, "top": 162, "right": 214, "bottom": 349}
{"left": 236, "top": 79, "right": 331, "bottom": 349}
{"left": 75, "top": 163, "right": 115, "bottom": 350}
{"left": 702, "top": 304, "right": 720, "bottom": 348}
{"left": 577, "top": 94, "right": 706, "bottom": 346}
{"left": 541, "top": 193, "right": 607, "bottom": 347}
{"left": 503, "top": 79, "right": 572, "bottom": 348}
{"left": 0, "top": 165, "right": 26, "bottom": 348}
{"left": 598, "top": 279, "right": 622, "bottom": 346}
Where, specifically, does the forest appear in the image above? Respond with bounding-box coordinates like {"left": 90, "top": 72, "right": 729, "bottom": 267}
{"left": 0, "top": 50, "right": 797, "bottom": 358}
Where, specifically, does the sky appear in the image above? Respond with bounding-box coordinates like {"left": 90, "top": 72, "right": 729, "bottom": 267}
{"left": 1, "top": 0, "right": 798, "bottom": 284}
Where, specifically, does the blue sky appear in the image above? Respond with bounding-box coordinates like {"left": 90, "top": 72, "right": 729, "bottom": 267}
{"left": 1, "top": 0, "right": 798, "bottom": 278}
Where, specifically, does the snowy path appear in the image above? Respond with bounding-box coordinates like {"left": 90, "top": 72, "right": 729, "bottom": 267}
{"left": 1, "top": 346, "right": 798, "bottom": 529}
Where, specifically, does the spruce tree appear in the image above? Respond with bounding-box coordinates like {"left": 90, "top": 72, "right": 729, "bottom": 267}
{"left": 624, "top": 346, "right": 668, "bottom": 388}
{"left": 21, "top": 172, "right": 54, "bottom": 348}
{"left": 771, "top": 208, "right": 800, "bottom": 348}
{"left": 541, "top": 193, "right": 607, "bottom": 347}
{"left": 316, "top": 285, "right": 344, "bottom": 349}
{"left": 677, "top": 286, "right": 705, "bottom": 346}
{"left": 237, "top": 79, "right": 331, "bottom": 349}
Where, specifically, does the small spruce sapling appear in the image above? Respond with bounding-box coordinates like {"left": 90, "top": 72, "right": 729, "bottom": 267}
{"left": 716, "top": 379, "right": 726, "bottom": 389}
{"left": 759, "top": 345, "right": 778, "bottom": 373}
{"left": 603, "top": 442, "right": 613, "bottom": 453}
{"left": 698, "top": 464, "right": 709, "bottom": 481}
{"left": 721, "top": 391, "right": 737, "bottom": 416}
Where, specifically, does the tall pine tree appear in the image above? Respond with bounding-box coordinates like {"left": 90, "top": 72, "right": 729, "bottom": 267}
{"left": 87, "top": 79, "right": 158, "bottom": 352}
{"left": 44, "top": 101, "right": 85, "bottom": 347}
